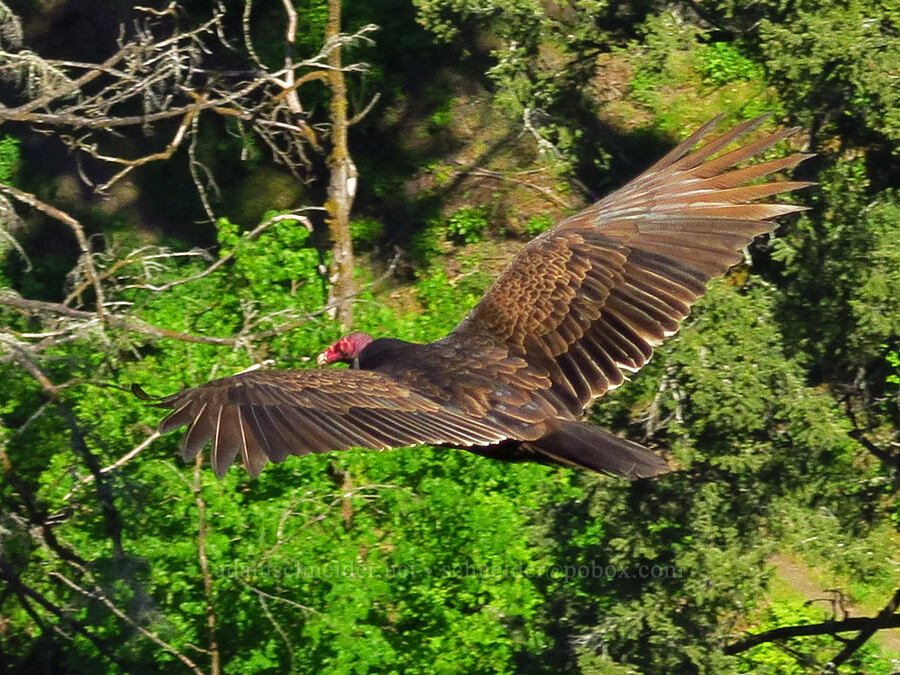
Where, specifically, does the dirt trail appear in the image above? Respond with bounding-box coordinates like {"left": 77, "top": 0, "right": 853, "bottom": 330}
{"left": 771, "top": 553, "right": 900, "bottom": 655}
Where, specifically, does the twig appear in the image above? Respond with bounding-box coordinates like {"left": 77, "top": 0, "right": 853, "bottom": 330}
{"left": 0, "top": 183, "right": 106, "bottom": 319}
{"left": 125, "top": 211, "right": 316, "bottom": 292}
{"left": 522, "top": 106, "right": 562, "bottom": 157}
{"left": 826, "top": 587, "right": 900, "bottom": 670}
{"left": 64, "top": 248, "right": 211, "bottom": 305}
{"left": 253, "top": 590, "right": 297, "bottom": 672}
{"left": 467, "top": 167, "right": 575, "bottom": 209}
{"left": 0, "top": 214, "right": 31, "bottom": 271}
{"left": 242, "top": 582, "right": 319, "bottom": 615}
{"left": 88, "top": 94, "right": 206, "bottom": 193}
{"left": 0, "top": 561, "right": 126, "bottom": 668}
{"left": 51, "top": 566, "right": 204, "bottom": 675}
{"left": 725, "top": 588, "right": 900, "bottom": 662}
{"left": 1, "top": 293, "right": 255, "bottom": 346}
{"left": 62, "top": 431, "right": 162, "bottom": 501}
{"left": 347, "top": 92, "right": 381, "bottom": 126}
{"left": 193, "top": 453, "right": 221, "bottom": 675}
{"left": 187, "top": 114, "right": 218, "bottom": 223}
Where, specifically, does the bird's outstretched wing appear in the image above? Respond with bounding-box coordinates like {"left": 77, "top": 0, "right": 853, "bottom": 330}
{"left": 155, "top": 115, "right": 812, "bottom": 478}
{"left": 451, "top": 115, "right": 813, "bottom": 416}
{"left": 155, "top": 369, "right": 510, "bottom": 478}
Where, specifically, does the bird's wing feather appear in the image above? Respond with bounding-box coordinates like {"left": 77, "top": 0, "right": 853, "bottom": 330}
{"left": 156, "top": 369, "right": 510, "bottom": 478}
{"left": 452, "top": 115, "right": 813, "bottom": 416}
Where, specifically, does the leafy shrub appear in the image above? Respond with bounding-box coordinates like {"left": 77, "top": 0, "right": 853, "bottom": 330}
{"left": 525, "top": 214, "right": 553, "bottom": 236}
{"left": 629, "top": 11, "right": 702, "bottom": 104}
{"left": 410, "top": 220, "right": 447, "bottom": 264}
{"left": 425, "top": 160, "right": 454, "bottom": 187}
{"left": 415, "top": 268, "right": 480, "bottom": 334}
{"left": 446, "top": 205, "right": 489, "bottom": 244}
{"left": 697, "top": 42, "right": 763, "bottom": 85}
{"left": 428, "top": 99, "right": 454, "bottom": 130}
{"left": 349, "top": 218, "right": 385, "bottom": 251}
{"left": 0, "top": 135, "right": 20, "bottom": 183}
{"left": 885, "top": 345, "right": 900, "bottom": 387}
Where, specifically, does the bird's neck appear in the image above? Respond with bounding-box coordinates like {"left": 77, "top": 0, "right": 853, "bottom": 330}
{"left": 356, "top": 337, "right": 423, "bottom": 370}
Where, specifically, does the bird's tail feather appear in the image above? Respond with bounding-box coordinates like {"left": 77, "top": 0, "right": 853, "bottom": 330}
{"left": 528, "top": 421, "right": 670, "bottom": 479}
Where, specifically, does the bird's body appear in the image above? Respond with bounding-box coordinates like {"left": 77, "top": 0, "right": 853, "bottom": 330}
{"left": 153, "top": 115, "right": 813, "bottom": 480}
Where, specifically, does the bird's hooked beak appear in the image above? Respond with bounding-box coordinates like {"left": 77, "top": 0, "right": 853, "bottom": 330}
{"left": 316, "top": 351, "right": 329, "bottom": 367}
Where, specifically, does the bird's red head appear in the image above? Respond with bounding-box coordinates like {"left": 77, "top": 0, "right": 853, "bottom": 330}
{"left": 316, "top": 332, "right": 374, "bottom": 366}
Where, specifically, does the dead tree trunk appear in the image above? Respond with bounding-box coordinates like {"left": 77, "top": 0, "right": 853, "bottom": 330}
{"left": 324, "top": 0, "right": 358, "bottom": 329}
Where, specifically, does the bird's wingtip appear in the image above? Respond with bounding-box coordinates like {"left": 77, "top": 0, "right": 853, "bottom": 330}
{"left": 131, "top": 382, "right": 154, "bottom": 401}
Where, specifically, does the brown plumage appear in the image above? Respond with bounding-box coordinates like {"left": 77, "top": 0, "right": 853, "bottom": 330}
{"left": 153, "top": 115, "right": 813, "bottom": 480}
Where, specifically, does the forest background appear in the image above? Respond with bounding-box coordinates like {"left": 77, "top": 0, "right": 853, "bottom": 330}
{"left": 0, "top": 0, "right": 898, "bottom": 673}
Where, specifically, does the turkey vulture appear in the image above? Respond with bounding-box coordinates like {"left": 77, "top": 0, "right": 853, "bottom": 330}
{"left": 152, "top": 115, "right": 812, "bottom": 480}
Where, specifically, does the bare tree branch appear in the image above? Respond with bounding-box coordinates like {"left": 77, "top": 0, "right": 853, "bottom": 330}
{"left": 0, "top": 6, "right": 376, "bottom": 194}
{"left": 466, "top": 166, "right": 575, "bottom": 209}
{"left": 242, "top": 582, "right": 319, "bottom": 615}
{"left": 1, "top": 292, "right": 253, "bottom": 346}
{"left": 87, "top": 93, "right": 204, "bottom": 193}
{"left": 826, "top": 587, "right": 900, "bottom": 670}
{"left": 51, "top": 566, "right": 204, "bottom": 675}
{"left": 848, "top": 429, "right": 900, "bottom": 472}
{"left": 126, "top": 210, "right": 316, "bottom": 292}
{"left": 0, "top": 560, "right": 127, "bottom": 669}
{"left": 725, "top": 587, "right": 900, "bottom": 669}
{"left": 65, "top": 247, "right": 211, "bottom": 305}
{"left": 62, "top": 431, "right": 162, "bottom": 502}
{"left": 348, "top": 91, "right": 381, "bottom": 126}
{"left": 0, "top": 182, "right": 106, "bottom": 318}
{"left": 252, "top": 589, "right": 297, "bottom": 673}
{"left": 193, "top": 453, "right": 220, "bottom": 675}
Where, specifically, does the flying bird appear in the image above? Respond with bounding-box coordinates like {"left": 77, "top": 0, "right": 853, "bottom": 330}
{"left": 152, "top": 115, "right": 812, "bottom": 480}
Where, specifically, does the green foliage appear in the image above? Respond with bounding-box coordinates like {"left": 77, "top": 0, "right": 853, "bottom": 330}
{"left": 772, "top": 500, "right": 900, "bottom": 612}
{"left": 445, "top": 205, "right": 489, "bottom": 244}
{"left": 737, "top": 594, "right": 836, "bottom": 674}
{"left": 424, "top": 160, "right": 455, "bottom": 188}
{"left": 524, "top": 214, "right": 553, "bottom": 236}
{"left": 885, "top": 345, "right": 900, "bottom": 387}
{"left": 697, "top": 42, "right": 764, "bottom": 86}
{"left": 410, "top": 220, "right": 448, "bottom": 264}
{"left": 0, "top": 135, "right": 21, "bottom": 284}
{"left": 0, "top": 213, "right": 564, "bottom": 673}
{"left": 0, "top": 135, "right": 19, "bottom": 182}
{"left": 555, "top": 281, "right": 874, "bottom": 672}
{"left": 413, "top": 0, "right": 618, "bottom": 172}
{"left": 427, "top": 98, "right": 454, "bottom": 131}
{"left": 738, "top": 585, "right": 894, "bottom": 674}
{"left": 349, "top": 218, "right": 385, "bottom": 251}
{"left": 626, "top": 13, "right": 780, "bottom": 132}
{"left": 414, "top": 267, "right": 482, "bottom": 335}
{"left": 215, "top": 213, "right": 324, "bottom": 329}
{"left": 629, "top": 11, "right": 702, "bottom": 106}
{"left": 759, "top": 0, "right": 900, "bottom": 145}
{"left": 413, "top": 0, "right": 543, "bottom": 45}
{"left": 776, "top": 160, "right": 900, "bottom": 374}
